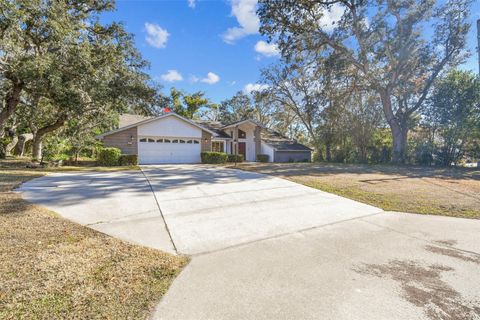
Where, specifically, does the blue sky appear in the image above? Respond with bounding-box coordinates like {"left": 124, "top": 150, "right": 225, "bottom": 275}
{"left": 102, "top": 0, "right": 480, "bottom": 104}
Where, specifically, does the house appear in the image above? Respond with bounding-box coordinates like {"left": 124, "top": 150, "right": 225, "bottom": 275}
{"left": 96, "top": 113, "right": 312, "bottom": 164}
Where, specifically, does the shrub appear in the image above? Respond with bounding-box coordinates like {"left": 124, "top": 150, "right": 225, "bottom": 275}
{"left": 97, "top": 147, "right": 121, "bottom": 166}
{"left": 227, "top": 154, "right": 244, "bottom": 162}
{"left": 201, "top": 152, "right": 228, "bottom": 164}
{"left": 119, "top": 154, "right": 138, "bottom": 166}
{"left": 256, "top": 154, "right": 269, "bottom": 162}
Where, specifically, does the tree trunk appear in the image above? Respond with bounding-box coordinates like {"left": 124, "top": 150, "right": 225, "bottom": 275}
{"left": 15, "top": 133, "right": 33, "bottom": 156}
{"left": 0, "top": 80, "right": 24, "bottom": 158}
{"left": 31, "top": 115, "right": 68, "bottom": 161}
{"left": 32, "top": 136, "right": 43, "bottom": 161}
{"left": 379, "top": 90, "right": 407, "bottom": 163}
{"left": 325, "top": 142, "right": 332, "bottom": 162}
{"left": 5, "top": 135, "right": 18, "bottom": 156}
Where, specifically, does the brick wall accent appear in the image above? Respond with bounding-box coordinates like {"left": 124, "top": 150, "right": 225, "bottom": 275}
{"left": 102, "top": 127, "right": 137, "bottom": 155}
{"left": 201, "top": 131, "right": 212, "bottom": 152}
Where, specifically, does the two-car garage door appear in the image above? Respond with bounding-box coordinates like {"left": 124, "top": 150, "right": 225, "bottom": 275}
{"left": 138, "top": 137, "right": 201, "bottom": 164}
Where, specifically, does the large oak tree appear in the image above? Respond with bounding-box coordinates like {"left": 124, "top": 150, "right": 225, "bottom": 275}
{"left": 258, "top": 0, "right": 472, "bottom": 163}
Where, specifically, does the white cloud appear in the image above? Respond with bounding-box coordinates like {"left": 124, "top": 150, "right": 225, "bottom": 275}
{"left": 254, "top": 40, "right": 280, "bottom": 57}
{"left": 188, "top": 0, "right": 195, "bottom": 8}
{"left": 201, "top": 72, "right": 220, "bottom": 84}
{"left": 318, "top": 3, "right": 345, "bottom": 32}
{"left": 222, "top": 0, "right": 259, "bottom": 44}
{"left": 244, "top": 83, "right": 268, "bottom": 94}
{"left": 144, "top": 22, "right": 170, "bottom": 48}
{"left": 161, "top": 70, "right": 183, "bottom": 82}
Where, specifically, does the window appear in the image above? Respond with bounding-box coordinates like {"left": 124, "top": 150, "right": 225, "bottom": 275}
{"left": 172, "top": 139, "right": 179, "bottom": 143}
{"left": 147, "top": 138, "right": 155, "bottom": 143}
{"left": 164, "top": 139, "right": 171, "bottom": 143}
{"left": 212, "top": 141, "right": 224, "bottom": 152}
{"left": 179, "top": 139, "right": 185, "bottom": 143}
{"left": 187, "top": 140, "right": 193, "bottom": 144}
{"left": 238, "top": 129, "right": 246, "bottom": 139}
{"left": 156, "top": 139, "right": 163, "bottom": 143}
{"left": 139, "top": 138, "right": 147, "bottom": 142}
{"left": 193, "top": 140, "right": 199, "bottom": 144}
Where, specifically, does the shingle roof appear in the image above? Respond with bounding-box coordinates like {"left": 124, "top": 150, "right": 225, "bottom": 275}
{"left": 193, "top": 120, "right": 231, "bottom": 138}
{"left": 261, "top": 129, "right": 312, "bottom": 151}
{"left": 119, "top": 114, "right": 152, "bottom": 128}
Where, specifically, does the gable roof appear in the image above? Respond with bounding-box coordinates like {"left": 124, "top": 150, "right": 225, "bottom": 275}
{"left": 119, "top": 114, "right": 152, "bottom": 127}
{"left": 194, "top": 120, "right": 231, "bottom": 138}
{"left": 261, "top": 128, "right": 312, "bottom": 152}
{"left": 97, "top": 112, "right": 217, "bottom": 138}
{"left": 221, "top": 119, "right": 263, "bottom": 129}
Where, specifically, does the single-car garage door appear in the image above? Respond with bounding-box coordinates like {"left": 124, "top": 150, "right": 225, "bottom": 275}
{"left": 138, "top": 137, "right": 201, "bottom": 164}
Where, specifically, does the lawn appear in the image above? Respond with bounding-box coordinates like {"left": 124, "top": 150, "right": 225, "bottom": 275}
{"left": 0, "top": 158, "right": 188, "bottom": 319}
{"left": 236, "top": 162, "right": 480, "bottom": 219}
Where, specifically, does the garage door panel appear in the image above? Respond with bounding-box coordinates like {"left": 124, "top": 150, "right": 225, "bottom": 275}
{"left": 139, "top": 138, "right": 201, "bottom": 164}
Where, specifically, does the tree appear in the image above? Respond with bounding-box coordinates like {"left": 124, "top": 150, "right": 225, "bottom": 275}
{"left": 258, "top": 0, "right": 472, "bottom": 163}
{"left": 1, "top": 0, "right": 156, "bottom": 160}
{"left": 167, "top": 88, "right": 209, "bottom": 119}
{"left": 218, "top": 91, "right": 255, "bottom": 123}
{"left": 425, "top": 70, "right": 480, "bottom": 166}
{"left": 0, "top": 0, "right": 115, "bottom": 157}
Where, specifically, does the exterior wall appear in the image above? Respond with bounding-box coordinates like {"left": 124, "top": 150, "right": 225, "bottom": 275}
{"left": 237, "top": 123, "right": 256, "bottom": 161}
{"left": 260, "top": 142, "right": 275, "bottom": 162}
{"left": 102, "top": 127, "right": 137, "bottom": 155}
{"left": 254, "top": 127, "right": 261, "bottom": 159}
{"left": 138, "top": 115, "right": 202, "bottom": 138}
{"left": 201, "top": 131, "right": 212, "bottom": 152}
{"left": 274, "top": 151, "right": 311, "bottom": 163}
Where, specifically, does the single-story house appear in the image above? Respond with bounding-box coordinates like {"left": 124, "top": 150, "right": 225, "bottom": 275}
{"left": 96, "top": 113, "right": 312, "bottom": 164}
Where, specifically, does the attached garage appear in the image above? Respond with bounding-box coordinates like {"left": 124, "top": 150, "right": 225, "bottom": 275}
{"left": 138, "top": 137, "right": 201, "bottom": 164}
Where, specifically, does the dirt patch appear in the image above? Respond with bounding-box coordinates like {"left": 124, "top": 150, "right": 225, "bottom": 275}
{"left": 354, "top": 260, "right": 480, "bottom": 320}
{"left": 236, "top": 163, "right": 480, "bottom": 218}
{"left": 425, "top": 245, "right": 480, "bottom": 265}
{"left": 0, "top": 164, "right": 188, "bottom": 319}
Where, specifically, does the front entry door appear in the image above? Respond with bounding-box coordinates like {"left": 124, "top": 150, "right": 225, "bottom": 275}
{"left": 238, "top": 142, "right": 246, "bottom": 160}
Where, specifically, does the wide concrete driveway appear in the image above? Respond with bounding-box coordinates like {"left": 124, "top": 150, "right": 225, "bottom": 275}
{"left": 18, "top": 165, "right": 480, "bottom": 319}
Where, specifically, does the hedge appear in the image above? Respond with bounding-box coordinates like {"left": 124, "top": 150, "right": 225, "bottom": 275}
{"left": 201, "top": 152, "right": 228, "bottom": 164}
{"left": 226, "top": 154, "right": 244, "bottom": 162}
{"left": 97, "top": 147, "right": 121, "bottom": 166}
{"left": 256, "top": 154, "right": 269, "bottom": 162}
{"left": 119, "top": 154, "right": 138, "bottom": 166}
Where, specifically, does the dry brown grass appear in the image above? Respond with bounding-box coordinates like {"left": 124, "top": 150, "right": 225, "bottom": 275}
{"left": 235, "top": 162, "right": 480, "bottom": 219}
{"left": 0, "top": 159, "right": 188, "bottom": 319}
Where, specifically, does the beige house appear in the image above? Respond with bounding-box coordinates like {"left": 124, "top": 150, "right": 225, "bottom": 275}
{"left": 97, "top": 113, "right": 311, "bottom": 164}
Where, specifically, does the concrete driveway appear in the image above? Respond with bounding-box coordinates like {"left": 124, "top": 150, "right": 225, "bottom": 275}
{"left": 18, "top": 165, "right": 480, "bottom": 319}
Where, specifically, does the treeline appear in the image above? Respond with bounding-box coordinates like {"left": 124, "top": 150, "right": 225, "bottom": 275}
{"left": 253, "top": 0, "right": 480, "bottom": 166}
{"left": 1, "top": 0, "right": 479, "bottom": 167}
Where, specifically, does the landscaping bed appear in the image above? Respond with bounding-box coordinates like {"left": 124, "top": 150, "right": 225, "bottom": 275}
{"left": 0, "top": 158, "right": 188, "bottom": 319}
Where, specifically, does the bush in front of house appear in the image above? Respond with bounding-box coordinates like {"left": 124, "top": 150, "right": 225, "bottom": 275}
{"left": 119, "top": 154, "right": 138, "bottom": 166}
{"left": 256, "top": 154, "right": 269, "bottom": 162}
{"left": 201, "top": 152, "right": 228, "bottom": 164}
{"left": 97, "top": 147, "right": 122, "bottom": 166}
{"left": 227, "top": 154, "right": 244, "bottom": 162}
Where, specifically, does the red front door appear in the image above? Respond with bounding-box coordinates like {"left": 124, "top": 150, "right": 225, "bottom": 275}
{"left": 238, "top": 142, "right": 246, "bottom": 160}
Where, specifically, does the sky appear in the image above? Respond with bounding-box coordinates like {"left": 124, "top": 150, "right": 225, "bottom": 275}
{"left": 101, "top": 0, "right": 480, "bottom": 104}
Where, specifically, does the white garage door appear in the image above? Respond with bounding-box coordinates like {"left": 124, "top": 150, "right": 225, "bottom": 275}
{"left": 138, "top": 137, "right": 201, "bottom": 164}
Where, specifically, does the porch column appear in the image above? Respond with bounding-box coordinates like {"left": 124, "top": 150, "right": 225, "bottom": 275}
{"left": 233, "top": 126, "right": 238, "bottom": 157}
{"left": 254, "top": 126, "right": 261, "bottom": 160}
